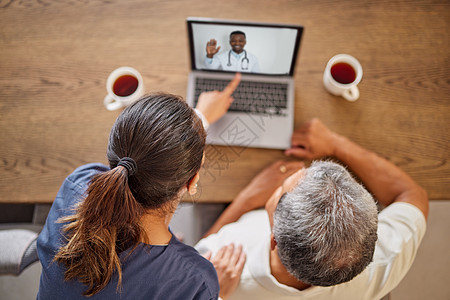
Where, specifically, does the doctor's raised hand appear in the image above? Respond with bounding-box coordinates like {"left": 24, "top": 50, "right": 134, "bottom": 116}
{"left": 206, "top": 38, "right": 221, "bottom": 58}
{"left": 195, "top": 72, "right": 241, "bottom": 125}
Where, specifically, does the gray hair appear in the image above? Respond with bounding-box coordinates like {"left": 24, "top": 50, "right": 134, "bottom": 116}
{"left": 273, "top": 161, "right": 378, "bottom": 286}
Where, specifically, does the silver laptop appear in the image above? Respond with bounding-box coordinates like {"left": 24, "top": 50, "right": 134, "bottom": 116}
{"left": 186, "top": 17, "right": 303, "bottom": 149}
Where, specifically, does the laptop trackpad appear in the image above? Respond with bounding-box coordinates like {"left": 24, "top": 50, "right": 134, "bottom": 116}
{"left": 206, "top": 113, "right": 292, "bottom": 150}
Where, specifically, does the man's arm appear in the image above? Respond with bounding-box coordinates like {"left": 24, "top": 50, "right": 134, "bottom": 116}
{"left": 285, "top": 118, "right": 429, "bottom": 220}
{"left": 203, "top": 160, "right": 304, "bottom": 237}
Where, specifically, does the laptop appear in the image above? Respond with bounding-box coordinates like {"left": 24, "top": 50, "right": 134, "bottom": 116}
{"left": 186, "top": 17, "right": 303, "bottom": 149}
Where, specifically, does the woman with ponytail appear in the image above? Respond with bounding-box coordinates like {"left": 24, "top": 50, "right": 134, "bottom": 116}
{"left": 37, "top": 74, "right": 245, "bottom": 299}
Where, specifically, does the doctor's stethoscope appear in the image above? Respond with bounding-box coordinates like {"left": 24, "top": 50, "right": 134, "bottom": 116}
{"left": 227, "top": 50, "right": 249, "bottom": 70}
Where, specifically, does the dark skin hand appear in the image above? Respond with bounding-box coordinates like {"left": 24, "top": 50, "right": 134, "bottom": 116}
{"left": 206, "top": 39, "right": 221, "bottom": 58}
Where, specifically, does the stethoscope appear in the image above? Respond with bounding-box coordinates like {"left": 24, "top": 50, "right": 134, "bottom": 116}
{"left": 227, "top": 50, "right": 249, "bottom": 70}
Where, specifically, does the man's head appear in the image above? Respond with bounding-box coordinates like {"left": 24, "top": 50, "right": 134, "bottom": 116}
{"left": 268, "top": 161, "right": 378, "bottom": 286}
{"left": 229, "top": 31, "right": 246, "bottom": 54}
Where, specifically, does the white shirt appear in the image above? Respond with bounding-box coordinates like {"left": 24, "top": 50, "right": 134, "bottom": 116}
{"left": 204, "top": 50, "right": 260, "bottom": 73}
{"left": 195, "top": 202, "right": 426, "bottom": 300}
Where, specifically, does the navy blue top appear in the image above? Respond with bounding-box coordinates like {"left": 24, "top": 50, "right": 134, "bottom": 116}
{"left": 37, "top": 163, "right": 219, "bottom": 300}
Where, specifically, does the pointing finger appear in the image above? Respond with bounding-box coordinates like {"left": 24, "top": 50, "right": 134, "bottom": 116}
{"left": 222, "top": 73, "right": 241, "bottom": 97}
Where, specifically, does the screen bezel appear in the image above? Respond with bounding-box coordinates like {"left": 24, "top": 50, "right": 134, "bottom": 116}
{"left": 186, "top": 17, "right": 304, "bottom": 77}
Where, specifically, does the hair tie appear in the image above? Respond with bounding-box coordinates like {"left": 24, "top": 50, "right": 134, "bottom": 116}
{"left": 117, "top": 157, "right": 137, "bottom": 177}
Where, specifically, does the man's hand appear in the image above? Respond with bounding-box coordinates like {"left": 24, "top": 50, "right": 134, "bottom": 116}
{"left": 206, "top": 39, "right": 221, "bottom": 58}
{"left": 232, "top": 160, "right": 304, "bottom": 212}
{"left": 195, "top": 73, "right": 241, "bottom": 124}
{"left": 202, "top": 244, "right": 246, "bottom": 300}
{"left": 285, "top": 118, "right": 340, "bottom": 159}
{"left": 285, "top": 118, "right": 429, "bottom": 218}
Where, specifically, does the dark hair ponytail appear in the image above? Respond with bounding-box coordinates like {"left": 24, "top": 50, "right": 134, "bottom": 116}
{"left": 54, "top": 93, "right": 206, "bottom": 296}
{"left": 55, "top": 166, "right": 144, "bottom": 296}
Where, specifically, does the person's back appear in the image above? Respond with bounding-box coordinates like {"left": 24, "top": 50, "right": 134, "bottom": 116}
{"left": 37, "top": 93, "right": 221, "bottom": 299}
{"left": 37, "top": 164, "right": 218, "bottom": 300}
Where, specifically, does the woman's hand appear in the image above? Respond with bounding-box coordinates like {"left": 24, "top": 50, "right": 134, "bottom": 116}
{"left": 195, "top": 73, "right": 241, "bottom": 124}
{"left": 202, "top": 244, "right": 246, "bottom": 300}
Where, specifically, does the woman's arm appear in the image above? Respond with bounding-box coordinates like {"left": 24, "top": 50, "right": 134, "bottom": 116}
{"left": 195, "top": 73, "right": 241, "bottom": 126}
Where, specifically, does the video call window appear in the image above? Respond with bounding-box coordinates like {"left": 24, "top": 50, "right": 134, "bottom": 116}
{"left": 189, "top": 22, "right": 302, "bottom": 76}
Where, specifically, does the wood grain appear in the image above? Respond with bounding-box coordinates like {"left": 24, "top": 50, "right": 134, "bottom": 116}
{"left": 0, "top": 0, "right": 448, "bottom": 203}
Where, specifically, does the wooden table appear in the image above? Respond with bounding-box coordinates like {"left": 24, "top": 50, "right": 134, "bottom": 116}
{"left": 0, "top": 0, "right": 448, "bottom": 203}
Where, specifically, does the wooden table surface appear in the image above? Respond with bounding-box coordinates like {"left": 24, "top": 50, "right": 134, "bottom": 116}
{"left": 0, "top": 0, "right": 448, "bottom": 203}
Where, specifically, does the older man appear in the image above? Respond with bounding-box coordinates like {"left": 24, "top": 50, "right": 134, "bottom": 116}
{"left": 195, "top": 118, "right": 428, "bottom": 300}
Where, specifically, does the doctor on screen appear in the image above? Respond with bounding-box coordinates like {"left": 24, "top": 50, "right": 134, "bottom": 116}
{"left": 204, "top": 31, "right": 260, "bottom": 72}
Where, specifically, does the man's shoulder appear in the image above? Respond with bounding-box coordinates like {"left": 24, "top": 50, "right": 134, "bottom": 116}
{"left": 376, "top": 201, "right": 427, "bottom": 246}
{"left": 195, "top": 210, "right": 270, "bottom": 252}
{"left": 378, "top": 202, "right": 427, "bottom": 234}
{"left": 216, "top": 209, "right": 269, "bottom": 236}
{"left": 379, "top": 201, "right": 426, "bottom": 217}
{"left": 358, "top": 201, "right": 428, "bottom": 297}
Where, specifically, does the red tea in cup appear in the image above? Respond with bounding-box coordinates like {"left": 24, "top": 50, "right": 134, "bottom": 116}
{"left": 104, "top": 66, "right": 144, "bottom": 111}
{"left": 113, "top": 75, "right": 139, "bottom": 97}
{"left": 323, "top": 54, "right": 362, "bottom": 101}
{"left": 331, "top": 62, "right": 356, "bottom": 84}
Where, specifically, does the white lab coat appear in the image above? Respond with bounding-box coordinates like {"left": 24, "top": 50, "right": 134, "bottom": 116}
{"left": 204, "top": 50, "right": 260, "bottom": 72}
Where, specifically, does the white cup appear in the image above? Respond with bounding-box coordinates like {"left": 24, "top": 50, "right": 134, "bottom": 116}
{"left": 104, "top": 66, "right": 144, "bottom": 111}
{"left": 323, "top": 54, "right": 363, "bottom": 102}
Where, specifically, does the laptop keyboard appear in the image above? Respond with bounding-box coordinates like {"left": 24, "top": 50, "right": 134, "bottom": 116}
{"left": 193, "top": 78, "right": 288, "bottom": 115}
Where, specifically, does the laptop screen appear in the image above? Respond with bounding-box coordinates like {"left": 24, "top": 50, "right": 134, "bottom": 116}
{"left": 187, "top": 18, "right": 303, "bottom": 76}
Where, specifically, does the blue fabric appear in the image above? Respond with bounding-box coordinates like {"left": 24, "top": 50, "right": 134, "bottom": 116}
{"left": 37, "top": 163, "right": 219, "bottom": 300}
